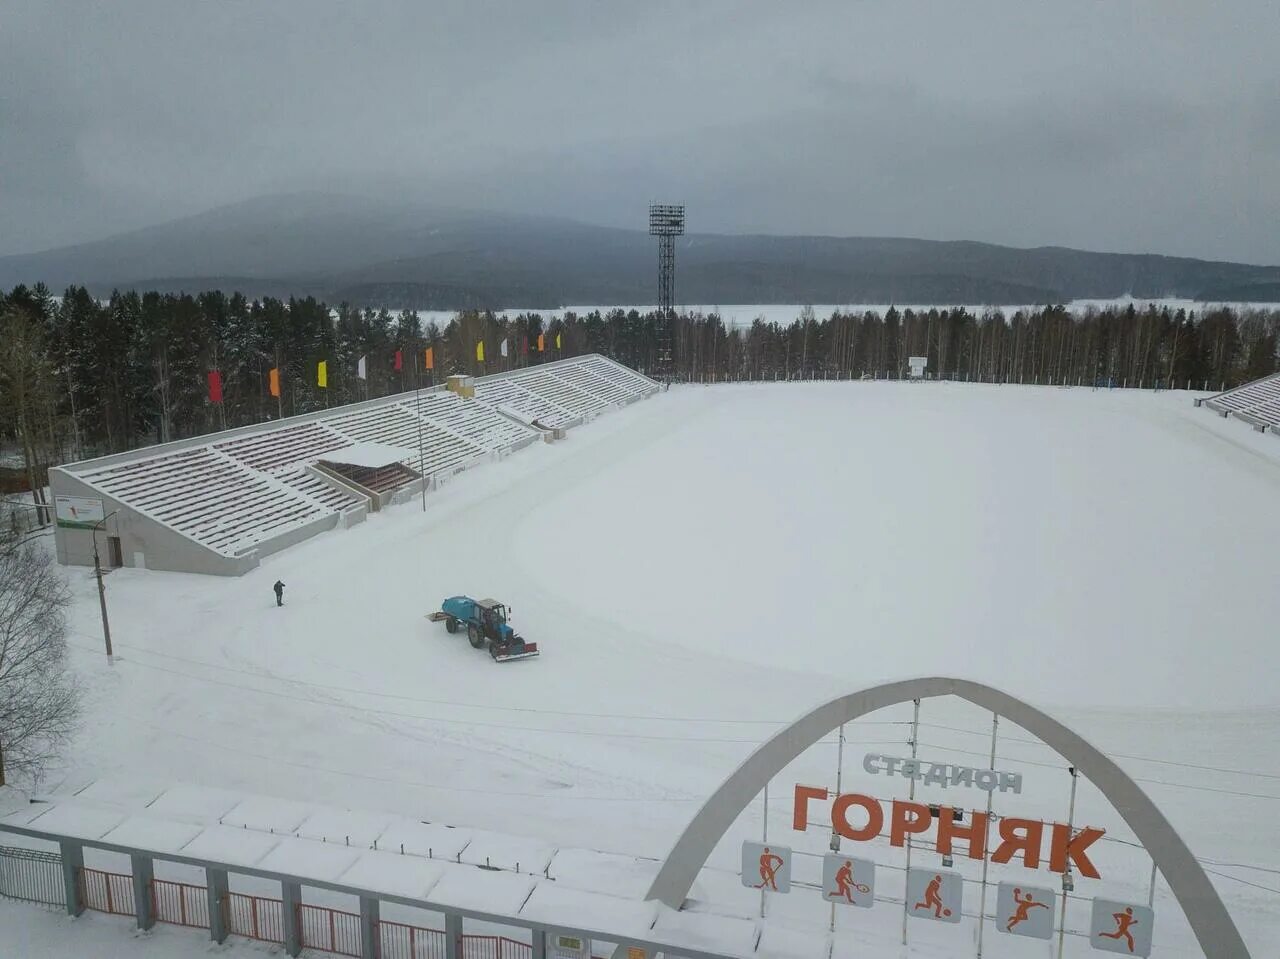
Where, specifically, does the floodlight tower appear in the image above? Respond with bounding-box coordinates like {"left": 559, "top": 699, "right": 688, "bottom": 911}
{"left": 649, "top": 203, "right": 685, "bottom": 377}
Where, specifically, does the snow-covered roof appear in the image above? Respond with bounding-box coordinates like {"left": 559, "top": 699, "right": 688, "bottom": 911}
{"left": 0, "top": 778, "right": 760, "bottom": 958}
{"left": 319, "top": 441, "right": 417, "bottom": 469}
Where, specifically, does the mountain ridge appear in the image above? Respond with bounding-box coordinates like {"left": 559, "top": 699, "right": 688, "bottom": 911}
{"left": 3, "top": 192, "right": 1278, "bottom": 307}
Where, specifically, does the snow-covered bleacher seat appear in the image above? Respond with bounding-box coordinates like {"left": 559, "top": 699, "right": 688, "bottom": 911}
{"left": 77, "top": 447, "right": 334, "bottom": 557}
{"left": 51, "top": 355, "right": 659, "bottom": 575}
{"left": 1203, "top": 372, "right": 1280, "bottom": 432}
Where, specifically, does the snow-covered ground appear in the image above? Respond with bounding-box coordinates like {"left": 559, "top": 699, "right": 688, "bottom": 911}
{"left": 5, "top": 381, "right": 1279, "bottom": 957}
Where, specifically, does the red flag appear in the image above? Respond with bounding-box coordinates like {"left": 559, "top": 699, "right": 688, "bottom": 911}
{"left": 522, "top": 336, "right": 528, "bottom": 355}
{"left": 394, "top": 349, "right": 403, "bottom": 372}
{"left": 207, "top": 370, "right": 223, "bottom": 404}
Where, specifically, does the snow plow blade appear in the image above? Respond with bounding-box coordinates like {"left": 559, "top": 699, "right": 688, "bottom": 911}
{"left": 491, "top": 643, "right": 539, "bottom": 663}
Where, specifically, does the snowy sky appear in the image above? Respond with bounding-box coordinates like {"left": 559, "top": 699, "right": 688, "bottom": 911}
{"left": 3, "top": 1, "right": 1280, "bottom": 263}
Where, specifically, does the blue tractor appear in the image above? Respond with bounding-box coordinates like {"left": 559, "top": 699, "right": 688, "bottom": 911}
{"left": 428, "top": 596, "right": 540, "bottom": 662}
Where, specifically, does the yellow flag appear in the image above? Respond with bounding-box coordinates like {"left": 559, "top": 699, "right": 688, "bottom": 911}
{"left": 424, "top": 346, "right": 434, "bottom": 370}
{"left": 476, "top": 340, "right": 485, "bottom": 362}
{"left": 317, "top": 360, "right": 327, "bottom": 388}
{"left": 556, "top": 332, "right": 562, "bottom": 349}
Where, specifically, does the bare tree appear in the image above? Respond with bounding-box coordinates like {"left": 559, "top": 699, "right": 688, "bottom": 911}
{"left": 0, "top": 526, "right": 79, "bottom": 787}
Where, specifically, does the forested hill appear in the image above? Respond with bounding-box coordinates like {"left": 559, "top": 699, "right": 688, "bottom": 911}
{"left": 3, "top": 192, "right": 1279, "bottom": 307}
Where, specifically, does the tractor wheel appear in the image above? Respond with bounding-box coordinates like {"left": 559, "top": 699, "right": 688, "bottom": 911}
{"left": 444, "top": 617, "right": 458, "bottom": 634}
{"left": 468, "top": 623, "right": 485, "bottom": 649}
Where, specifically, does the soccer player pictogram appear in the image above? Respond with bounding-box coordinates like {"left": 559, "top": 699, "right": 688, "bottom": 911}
{"left": 906, "top": 868, "right": 961, "bottom": 923}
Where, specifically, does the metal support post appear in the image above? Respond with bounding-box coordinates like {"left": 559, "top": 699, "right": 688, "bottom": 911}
{"left": 1147, "top": 859, "right": 1158, "bottom": 908}
{"left": 901, "top": 698, "right": 921, "bottom": 946}
{"left": 445, "top": 911, "right": 464, "bottom": 959}
{"left": 359, "top": 895, "right": 380, "bottom": 959}
{"left": 206, "top": 867, "right": 229, "bottom": 943}
{"left": 830, "top": 722, "right": 846, "bottom": 933}
{"left": 281, "top": 880, "right": 302, "bottom": 957}
{"left": 1056, "top": 767, "right": 1079, "bottom": 959}
{"left": 975, "top": 713, "right": 999, "bottom": 957}
{"left": 58, "top": 840, "right": 84, "bottom": 916}
{"left": 531, "top": 928, "right": 547, "bottom": 959}
{"left": 759, "top": 779, "right": 769, "bottom": 918}
{"left": 130, "top": 854, "right": 155, "bottom": 930}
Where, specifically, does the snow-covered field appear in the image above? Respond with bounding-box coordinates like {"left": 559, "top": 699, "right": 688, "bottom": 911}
{"left": 5, "top": 382, "right": 1280, "bottom": 957}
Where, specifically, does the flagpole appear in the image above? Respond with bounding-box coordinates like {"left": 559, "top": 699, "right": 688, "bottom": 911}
{"left": 414, "top": 353, "right": 426, "bottom": 513}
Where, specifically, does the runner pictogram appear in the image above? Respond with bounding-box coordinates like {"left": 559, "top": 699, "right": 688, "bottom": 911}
{"left": 1089, "top": 898, "right": 1153, "bottom": 956}
{"left": 1006, "top": 887, "right": 1048, "bottom": 931}
{"left": 914, "top": 874, "right": 952, "bottom": 918}
{"left": 1098, "top": 906, "right": 1139, "bottom": 953}
{"left": 755, "top": 847, "right": 783, "bottom": 891}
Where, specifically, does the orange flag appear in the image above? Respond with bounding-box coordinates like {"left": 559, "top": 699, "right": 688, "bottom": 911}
{"left": 537, "top": 333, "right": 545, "bottom": 352}
{"left": 424, "top": 346, "right": 434, "bottom": 370}
{"left": 269, "top": 367, "right": 280, "bottom": 397}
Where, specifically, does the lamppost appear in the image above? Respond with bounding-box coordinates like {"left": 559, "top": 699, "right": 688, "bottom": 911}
{"left": 91, "top": 510, "right": 119, "bottom": 666}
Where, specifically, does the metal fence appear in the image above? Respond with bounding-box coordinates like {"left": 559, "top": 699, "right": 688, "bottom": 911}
{"left": 150, "top": 877, "right": 210, "bottom": 928}
{"left": 78, "top": 867, "right": 135, "bottom": 916}
{"left": 224, "top": 890, "right": 285, "bottom": 943}
{"left": 462, "top": 935, "right": 534, "bottom": 959}
{"left": 0, "top": 844, "right": 64, "bottom": 907}
{"left": 3, "top": 851, "right": 589, "bottom": 959}
{"left": 299, "top": 901, "right": 363, "bottom": 957}
{"left": 379, "top": 919, "right": 450, "bottom": 959}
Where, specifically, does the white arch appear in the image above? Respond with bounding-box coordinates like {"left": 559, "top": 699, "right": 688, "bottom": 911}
{"left": 647, "top": 677, "right": 1248, "bottom": 958}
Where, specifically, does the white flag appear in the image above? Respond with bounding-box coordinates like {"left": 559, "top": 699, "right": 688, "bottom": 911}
{"left": 357, "top": 355, "right": 367, "bottom": 380}
{"left": 500, "top": 338, "right": 509, "bottom": 358}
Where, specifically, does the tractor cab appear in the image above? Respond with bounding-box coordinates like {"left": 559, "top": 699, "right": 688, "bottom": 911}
{"left": 476, "top": 598, "right": 511, "bottom": 640}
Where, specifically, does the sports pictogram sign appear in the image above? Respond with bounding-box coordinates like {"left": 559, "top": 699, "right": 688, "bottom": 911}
{"left": 821, "top": 854, "right": 875, "bottom": 908}
{"left": 740, "top": 841, "right": 791, "bottom": 893}
{"left": 1090, "top": 898, "right": 1154, "bottom": 955}
{"left": 906, "top": 867, "right": 962, "bottom": 923}
{"left": 996, "top": 881, "right": 1054, "bottom": 939}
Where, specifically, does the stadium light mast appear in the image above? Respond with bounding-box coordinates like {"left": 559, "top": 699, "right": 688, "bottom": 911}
{"left": 648, "top": 203, "right": 685, "bottom": 379}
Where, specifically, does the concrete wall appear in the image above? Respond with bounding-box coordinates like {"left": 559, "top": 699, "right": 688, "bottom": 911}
{"left": 50, "top": 468, "right": 258, "bottom": 577}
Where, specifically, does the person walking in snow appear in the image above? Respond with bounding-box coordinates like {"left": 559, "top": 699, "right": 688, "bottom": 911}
{"left": 273, "top": 580, "right": 285, "bottom": 607}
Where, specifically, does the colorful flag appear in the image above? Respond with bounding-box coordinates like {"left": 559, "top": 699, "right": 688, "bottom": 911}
{"left": 357, "top": 355, "right": 367, "bottom": 380}
{"left": 424, "top": 346, "right": 434, "bottom": 370}
{"left": 556, "top": 332, "right": 562, "bottom": 349}
{"left": 317, "top": 360, "right": 327, "bottom": 388}
{"left": 500, "top": 338, "right": 508, "bottom": 358}
{"left": 394, "top": 349, "right": 403, "bottom": 372}
{"left": 476, "top": 340, "right": 485, "bottom": 362}
{"left": 537, "top": 333, "right": 545, "bottom": 352}
{"left": 269, "top": 367, "right": 280, "bottom": 397}
{"left": 207, "top": 370, "right": 223, "bottom": 404}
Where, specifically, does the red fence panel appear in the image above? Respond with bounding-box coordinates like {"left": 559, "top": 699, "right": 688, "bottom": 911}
{"left": 150, "top": 878, "right": 209, "bottom": 928}
{"left": 298, "top": 902, "right": 362, "bottom": 957}
{"left": 461, "top": 934, "right": 532, "bottom": 959}
{"left": 78, "top": 867, "right": 135, "bottom": 916}
{"left": 378, "top": 919, "right": 449, "bottom": 959}
{"left": 224, "top": 891, "right": 284, "bottom": 943}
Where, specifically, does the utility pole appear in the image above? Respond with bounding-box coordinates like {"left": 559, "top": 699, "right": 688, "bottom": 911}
{"left": 92, "top": 511, "right": 118, "bottom": 666}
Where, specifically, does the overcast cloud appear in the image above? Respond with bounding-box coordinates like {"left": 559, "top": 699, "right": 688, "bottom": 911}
{"left": 3, "top": 1, "right": 1279, "bottom": 262}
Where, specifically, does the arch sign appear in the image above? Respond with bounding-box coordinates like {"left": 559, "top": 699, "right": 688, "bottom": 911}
{"left": 650, "top": 678, "right": 1249, "bottom": 959}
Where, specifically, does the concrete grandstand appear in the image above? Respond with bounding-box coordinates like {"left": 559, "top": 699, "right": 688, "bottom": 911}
{"left": 50, "top": 355, "right": 658, "bottom": 576}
